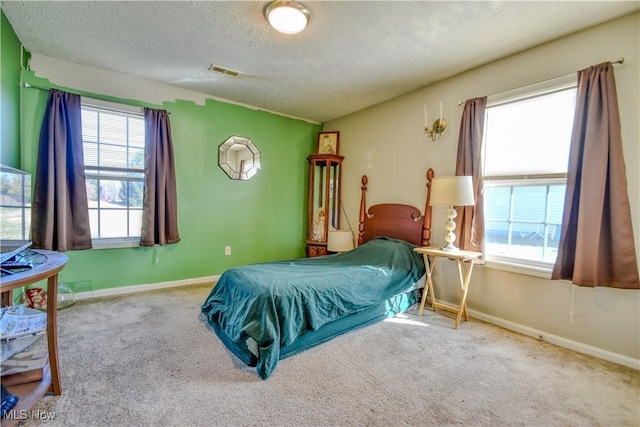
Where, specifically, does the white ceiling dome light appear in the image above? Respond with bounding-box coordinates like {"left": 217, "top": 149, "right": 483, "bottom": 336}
{"left": 265, "top": 1, "right": 311, "bottom": 35}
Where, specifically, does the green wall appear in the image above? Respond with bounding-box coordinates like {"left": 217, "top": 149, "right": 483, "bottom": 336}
{"left": 0, "top": 10, "right": 21, "bottom": 167}
{"left": 11, "top": 48, "right": 321, "bottom": 293}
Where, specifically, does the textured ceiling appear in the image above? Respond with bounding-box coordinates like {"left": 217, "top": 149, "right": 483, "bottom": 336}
{"left": 2, "top": 1, "right": 638, "bottom": 123}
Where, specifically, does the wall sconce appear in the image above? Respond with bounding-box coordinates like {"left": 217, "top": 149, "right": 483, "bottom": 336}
{"left": 424, "top": 102, "right": 447, "bottom": 141}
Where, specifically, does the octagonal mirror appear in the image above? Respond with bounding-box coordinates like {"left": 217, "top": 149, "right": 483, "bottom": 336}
{"left": 218, "top": 135, "right": 261, "bottom": 180}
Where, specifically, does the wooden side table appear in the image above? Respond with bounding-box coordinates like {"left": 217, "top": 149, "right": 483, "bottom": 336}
{"left": 413, "top": 246, "right": 481, "bottom": 329}
{"left": 1, "top": 250, "right": 68, "bottom": 427}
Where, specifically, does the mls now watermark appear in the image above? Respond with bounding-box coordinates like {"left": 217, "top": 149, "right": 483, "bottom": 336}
{"left": 4, "top": 409, "right": 56, "bottom": 421}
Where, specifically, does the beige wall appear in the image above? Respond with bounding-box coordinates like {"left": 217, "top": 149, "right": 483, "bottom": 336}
{"left": 327, "top": 12, "right": 640, "bottom": 366}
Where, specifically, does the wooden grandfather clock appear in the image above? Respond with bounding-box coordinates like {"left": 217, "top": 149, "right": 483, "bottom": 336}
{"left": 306, "top": 153, "right": 344, "bottom": 257}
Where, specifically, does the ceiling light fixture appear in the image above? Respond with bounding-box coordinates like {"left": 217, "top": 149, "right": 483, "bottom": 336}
{"left": 264, "top": 1, "right": 311, "bottom": 35}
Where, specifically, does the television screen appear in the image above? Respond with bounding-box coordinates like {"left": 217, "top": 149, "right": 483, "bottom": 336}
{"left": 0, "top": 165, "right": 32, "bottom": 262}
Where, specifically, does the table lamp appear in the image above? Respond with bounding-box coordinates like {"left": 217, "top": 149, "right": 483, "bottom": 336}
{"left": 327, "top": 230, "right": 355, "bottom": 253}
{"left": 429, "top": 176, "right": 475, "bottom": 251}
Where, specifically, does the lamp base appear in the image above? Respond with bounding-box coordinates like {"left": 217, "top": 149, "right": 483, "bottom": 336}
{"left": 440, "top": 206, "right": 459, "bottom": 251}
{"left": 440, "top": 242, "right": 460, "bottom": 251}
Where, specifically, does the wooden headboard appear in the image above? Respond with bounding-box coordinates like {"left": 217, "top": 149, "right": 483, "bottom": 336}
{"left": 357, "top": 168, "right": 434, "bottom": 247}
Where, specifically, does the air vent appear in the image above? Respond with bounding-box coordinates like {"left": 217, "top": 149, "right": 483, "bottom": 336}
{"left": 208, "top": 65, "right": 241, "bottom": 78}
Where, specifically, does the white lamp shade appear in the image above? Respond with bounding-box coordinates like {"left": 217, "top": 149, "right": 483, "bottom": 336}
{"left": 327, "top": 230, "right": 354, "bottom": 252}
{"left": 265, "top": 1, "right": 311, "bottom": 34}
{"left": 430, "top": 176, "right": 475, "bottom": 207}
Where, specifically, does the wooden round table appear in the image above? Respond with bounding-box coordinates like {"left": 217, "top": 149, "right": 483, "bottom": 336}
{"left": 1, "top": 250, "right": 68, "bottom": 426}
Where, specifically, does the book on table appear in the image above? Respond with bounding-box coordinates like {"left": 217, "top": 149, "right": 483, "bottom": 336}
{"left": 1, "top": 384, "right": 19, "bottom": 418}
{"left": 0, "top": 348, "right": 48, "bottom": 386}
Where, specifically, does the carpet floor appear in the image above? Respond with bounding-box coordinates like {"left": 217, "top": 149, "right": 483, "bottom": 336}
{"left": 15, "top": 283, "right": 640, "bottom": 426}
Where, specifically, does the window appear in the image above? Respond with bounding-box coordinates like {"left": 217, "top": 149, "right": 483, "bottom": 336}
{"left": 81, "top": 99, "right": 145, "bottom": 245}
{"left": 482, "top": 77, "right": 577, "bottom": 271}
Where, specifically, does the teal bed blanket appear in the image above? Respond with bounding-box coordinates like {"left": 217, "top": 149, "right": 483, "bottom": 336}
{"left": 201, "top": 237, "right": 426, "bottom": 379}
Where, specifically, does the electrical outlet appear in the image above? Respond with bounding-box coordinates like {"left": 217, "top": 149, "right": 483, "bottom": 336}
{"left": 225, "top": 246, "right": 231, "bottom": 256}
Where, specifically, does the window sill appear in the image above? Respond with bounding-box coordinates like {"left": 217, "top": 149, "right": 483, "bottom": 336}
{"left": 479, "top": 258, "right": 553, "bottom": 279}
{"left": 91, "top": 238, "right": 140, "bottom": 250}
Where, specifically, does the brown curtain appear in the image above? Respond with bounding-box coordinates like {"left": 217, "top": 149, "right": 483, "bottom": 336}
{"left": 140, "top": 108, "right": 180, "bottom": 246}
{"left": 552, "top": 62, "right": 639, "bottom": 289}
{"left": 454, "top": 97, "right": 487, "bottom": 253}
{"left": 31, "top": 89, "right": 92, "bottom": 251}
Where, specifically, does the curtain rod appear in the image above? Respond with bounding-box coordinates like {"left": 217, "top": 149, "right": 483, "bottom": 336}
{"left": 456, "top": 57, "right": 625, "bottom": 106}
{"left": 23, "top": 82, "right": 47, "bottom": 90}
{"left": 21, "top": 82, "right": 167, "bottom": 113}
{"left": 22, "top": 82, "right": 127, "bottom": 105}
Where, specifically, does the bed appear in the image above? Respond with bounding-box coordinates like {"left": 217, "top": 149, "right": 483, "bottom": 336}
{"left": 201, "top": 168, "right": 435, "bottom": 379}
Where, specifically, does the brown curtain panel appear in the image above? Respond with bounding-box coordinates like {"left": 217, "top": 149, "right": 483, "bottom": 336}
{"left": 552, "top": 62, "right": 639, "bottom": 289}
{"left": 454, "top": 97, "right": 487, "bottom": 253}
{"left": 31, "top": 89, "right": 92, "bottom": 251}
{"left": 140, "top": 108, "right": 180, "bottom": 246}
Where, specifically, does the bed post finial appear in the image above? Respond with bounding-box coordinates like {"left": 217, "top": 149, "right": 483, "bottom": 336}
{"left": 358, "top": 175, "right": 368, "bottom": 246}
{"left": 423, "top": 168, "right": 435, "bottom": 246}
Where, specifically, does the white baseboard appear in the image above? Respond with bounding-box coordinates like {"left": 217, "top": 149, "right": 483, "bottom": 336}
{"left": 468, "top": 308, "right": 640, "bottom": 371}
{"left": 74, "top": 275, "right": 220, "bottom": 301}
